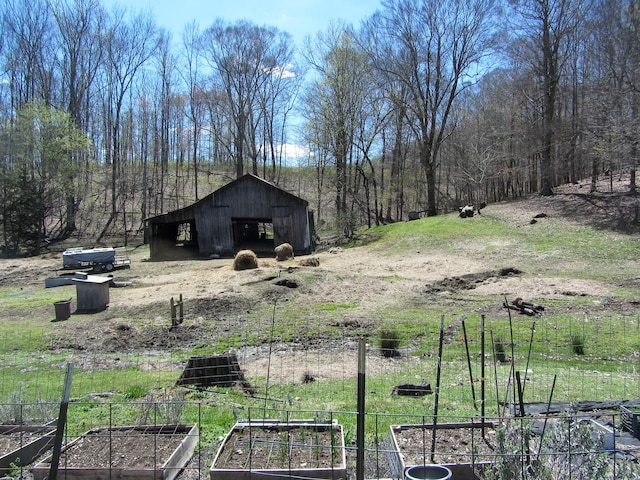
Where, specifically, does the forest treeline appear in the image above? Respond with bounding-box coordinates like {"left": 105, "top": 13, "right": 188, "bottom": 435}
{"left": 0, "top": 0, "right": 638, "bottom": 256}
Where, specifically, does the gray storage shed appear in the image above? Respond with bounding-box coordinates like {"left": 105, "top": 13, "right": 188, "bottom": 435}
{"left": 145, "top": 174, "right": 315, "bottom": 260}
{"left": 73, "top": 274, "right": 111, "bottom": 312}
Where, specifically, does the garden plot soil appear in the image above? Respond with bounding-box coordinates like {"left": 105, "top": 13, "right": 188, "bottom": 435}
{"left": 213, "top": 425, "right": 341, "bottom": 470}
{"left": 51, "top": 429, "right": 182, "bottom": 469}
{"left": 394, "top": 425, "right": 498, "bottom": 466}
{"left": 0, "top": 431, "right": 42, "bottom": 456}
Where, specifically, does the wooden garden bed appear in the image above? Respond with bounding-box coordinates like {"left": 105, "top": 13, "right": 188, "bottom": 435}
{"left": 31, "top": 424, "right": 198, "bottom": 480}
{"left": 391, "top": 422, "right": 497, "bottom": 480}
{"left": 0, "top": 424, "right": 55, "bottom": 471}
{"left": 210, "top": 421, "right": 346, "bottom": 480}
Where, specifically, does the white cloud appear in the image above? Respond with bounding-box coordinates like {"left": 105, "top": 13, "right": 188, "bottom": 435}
{"left": 278, "top": 143, "right": 311, "bottom": 159}
{"left": 271, "top": 143, "right": 315, "bottom": 166}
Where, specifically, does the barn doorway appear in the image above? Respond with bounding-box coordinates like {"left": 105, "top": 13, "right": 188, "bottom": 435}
{"left": 150, "top": 220, "right": 198, "bottom": 260}
{"left": 232, "top": 218, "right": 274, "bottom": 255}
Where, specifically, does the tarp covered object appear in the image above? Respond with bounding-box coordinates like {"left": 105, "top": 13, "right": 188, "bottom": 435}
{"left": 62, "top": 247, "right": 115, "bottom": 268}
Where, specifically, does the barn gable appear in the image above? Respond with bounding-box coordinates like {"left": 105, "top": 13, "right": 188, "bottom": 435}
{"left": 146, "top": 174, "right": 315, "bottom": 260}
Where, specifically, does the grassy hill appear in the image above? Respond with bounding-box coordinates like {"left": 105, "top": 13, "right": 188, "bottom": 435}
{"left": 0, "top": 178, "right": 639, "bottom": 459}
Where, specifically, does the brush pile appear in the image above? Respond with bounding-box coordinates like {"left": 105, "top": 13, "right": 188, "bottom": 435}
{"left": 503, "top": 297, "right": 545, "bottom": 316}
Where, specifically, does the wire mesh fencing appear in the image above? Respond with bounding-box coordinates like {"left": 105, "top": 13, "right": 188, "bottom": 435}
{"left": 1, "top": 310, "right": 640, "bottom": 478}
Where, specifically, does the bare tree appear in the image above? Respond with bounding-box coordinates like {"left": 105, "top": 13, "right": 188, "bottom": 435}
{"left": 378, "top": 73, "right": 412, "bottom": 222}
{"left": 588, "top": 0, "right": 640, "bottom": 193}
{"left": 50, "top": 0, "right": 105, "bottom": 129}
{"left": 156, "top": 31, "right": 176, "bottom": 212}
{"left": 303, "top": 23, "right": 370, "bottom": 235}
{"left": 364, "top": 0, "right": 498, "bottom": 216}
{"left": 3, "top": 0, "right": 57, "bottom": 108}
{"left": 509, "top": 0, "right": 585, "bottom": 196}
{"left": 256, "top": 35, "right": 301, "bottom": 183}
{"left": 98, "top": 7, "right": 158, "bottom": 241}
{"left": 201, "top": 20, "right": 296, "bottom": 180}
{"left": 180, "top": 21, "right": 206, "bottom": 200}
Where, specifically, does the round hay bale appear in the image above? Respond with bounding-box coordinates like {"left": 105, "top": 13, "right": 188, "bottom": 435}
{"left": 274, "top": 242, "right": 294, "bottom": 261}
{"left": 233, "top": 250, "right": 258, "bottom": 270}
{"left": 299, "top": 257, "right": 320, "bottom": 267}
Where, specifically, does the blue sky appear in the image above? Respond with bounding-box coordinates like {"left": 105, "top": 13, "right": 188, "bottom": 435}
{"left": 102, "top": 0, "right": 382, "bottom": 46}
{"left": 99, "top": 0, "right": 383, "bottom": 162}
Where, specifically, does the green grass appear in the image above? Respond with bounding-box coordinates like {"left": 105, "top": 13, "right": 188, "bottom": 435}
{"left": 312, "top": 302, "right": 358, "bottom": 311}
{"left": 1, "top": 207, "right": 640, "bottom": 455}
{"left": 348, "top": 211, "right": 640, "bottom": 283}
{"left": 348, "top": 214, "right": 506, "bottom": 254}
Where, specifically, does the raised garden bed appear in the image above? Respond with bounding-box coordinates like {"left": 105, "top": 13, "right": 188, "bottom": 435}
{"left": 210, "top": 420, "right": 346, "bottom": 480}
{"left": 391, "top": 422, "right": 497, "bottom": 480}
{"left": 0, "top": 424, "right": 56, "bottom": 471}
{"left": 621, "top": 406, "right": 640, "bottom": 440}
{"left": 31, "top": 424, "right": 198, "bottom": 480}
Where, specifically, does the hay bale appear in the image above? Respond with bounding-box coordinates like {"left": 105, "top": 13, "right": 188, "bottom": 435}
{"left": 274, "top": 242, "right": 294, "bottom": 261}
{"left": 233, "top": 250, "right": 258, "bottom": 270}
{"left": 299, "top": 257, "right": 320, "bottom": 267}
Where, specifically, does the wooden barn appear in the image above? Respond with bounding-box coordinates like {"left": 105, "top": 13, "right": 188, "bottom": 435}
{"left": 145, "top": 174, "right": 315, "bottom": 260}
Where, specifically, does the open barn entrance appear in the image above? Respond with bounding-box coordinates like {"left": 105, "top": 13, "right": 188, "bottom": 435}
{"left": 150, "top": 220, "right": 199, "bottom": 260}
{"left": 232, "top": 218, "right": 274, "bottom": 255}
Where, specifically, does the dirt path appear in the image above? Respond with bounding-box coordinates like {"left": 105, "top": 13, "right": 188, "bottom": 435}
{"left": 1, "top": 175, "right": 636, "bottom": 362}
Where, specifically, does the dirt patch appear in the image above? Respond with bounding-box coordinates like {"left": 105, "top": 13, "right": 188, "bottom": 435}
{"left": 393, "top": 424, "right": 497, "bottom": 466}
{"left": 212, "top": 424, "right": 343, "bottom": 471}
{"left": 423, "top": 267, "right": 523, "bottom": 294}
{"left": 239, "top": 343, "right": 423, "bottom": 385}
{"left": 487, "top": 175, "right": 640, "bottom": 234}
{"left": 35, "top": 426, "right": 195, "bottom": 471}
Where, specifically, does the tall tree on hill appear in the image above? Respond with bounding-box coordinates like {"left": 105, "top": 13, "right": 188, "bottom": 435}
{"left": 303, "top": 23, "right": 371, "bottom": 235}
{"left": 98, "top": 7, "right": 158, "bottom": 242}
{"left": 509, "top": 0, "right": 584, "bottom": 196}
{"left": 256, "top": 35, "right": 301, "bottom": 183}
{"left": 201, "top": 20, "right": 296, "bottom": 180}
{"left": 156, "top": 30, "right": 176, "bottom": 214}
{"left": 363, "top": 0, "right": 498, "bottom": 216}
{"left": 589, "top": 0, "right": 640, "bottom": 194}
{"left": 180, "top": 21, "right": 206, "bottom": 201}
{"left": 50, "top": 0, "right": 106, "bottom": 236}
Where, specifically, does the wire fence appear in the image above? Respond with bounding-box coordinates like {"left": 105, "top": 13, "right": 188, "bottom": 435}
{"left": 3, "top": 404, "right": 640, "bottom": 479}
{"left": 2, "top": 310, "right": 640, "bottom": 478}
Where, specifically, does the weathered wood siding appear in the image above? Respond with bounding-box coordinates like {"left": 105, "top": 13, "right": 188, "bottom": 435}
{"left": 194, "top": 204, "right": 232, "bottom": 256}
{"left": 147, "top": 174, "right": 312, "bottom": 259}
{"left": 195, "top": 175, "right": 311, "bottom": 255}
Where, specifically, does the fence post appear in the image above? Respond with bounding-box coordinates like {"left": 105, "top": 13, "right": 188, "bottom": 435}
{"left": 171, "top": 294, "right": 184, "bottom": 329}
{"left": 356, "top": 337, "right": 366, "bottom": 480}
{"left": 49, "top": 363, "right": 74, "bottom": 480}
